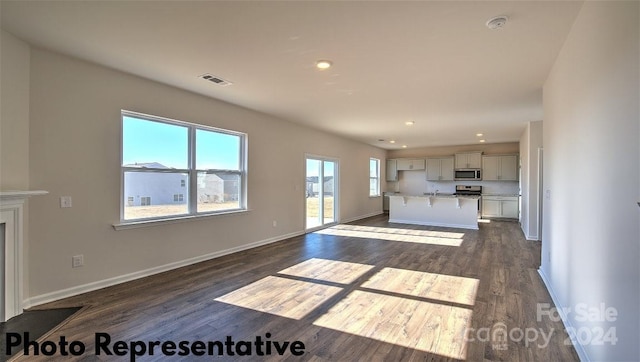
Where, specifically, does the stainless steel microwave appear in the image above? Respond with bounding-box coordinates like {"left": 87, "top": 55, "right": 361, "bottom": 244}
{"left": 454, "top": 169, "right": 482, "bottom": 181}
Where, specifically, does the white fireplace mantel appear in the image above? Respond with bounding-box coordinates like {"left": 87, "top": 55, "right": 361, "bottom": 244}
{"left": 1, "top": 190, "right": 49, "bottom": 201}
{"left": 0, "top": 189, "right": 47, "bottom": 321}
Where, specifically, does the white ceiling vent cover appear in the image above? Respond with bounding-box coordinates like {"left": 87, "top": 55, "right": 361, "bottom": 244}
{"left": 199, "top": 73, "right": 233, "bottom": 87}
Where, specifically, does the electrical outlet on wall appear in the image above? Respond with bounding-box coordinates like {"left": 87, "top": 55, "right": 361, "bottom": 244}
{"left": 60, "top": 196, "right": 73, "bottom": 208}
{"left": 72, "top": 255, "right": 84, "bottom": 268}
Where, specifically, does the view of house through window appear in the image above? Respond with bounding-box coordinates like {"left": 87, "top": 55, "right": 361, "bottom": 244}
{"left": 121, "top": 111, "right": 246, "bottom": 221}
{"left": 370, "top": 158, "right": 380, "bottom": 197}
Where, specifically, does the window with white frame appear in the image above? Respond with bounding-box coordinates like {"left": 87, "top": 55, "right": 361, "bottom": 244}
{"left": 121, "top": 111, "right": 246, "bottom": 222}
{"left": 369, "top": 158, "right": 380, "bottom": 197}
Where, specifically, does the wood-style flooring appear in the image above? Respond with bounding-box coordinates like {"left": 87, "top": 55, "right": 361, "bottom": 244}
{"left": 14, "top": 215, "right": 579, "bottom": 361}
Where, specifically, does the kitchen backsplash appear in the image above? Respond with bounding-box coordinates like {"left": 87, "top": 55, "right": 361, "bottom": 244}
{"left": 387, "top": 170, "right": 520, "bottom": 195}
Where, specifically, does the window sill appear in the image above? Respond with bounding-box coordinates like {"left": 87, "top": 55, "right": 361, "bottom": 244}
{"left": 112, "top": 209, "right": 250, "bottom": 230}
{"left": 369, "top": 195, "right": 382, "bottom": 198}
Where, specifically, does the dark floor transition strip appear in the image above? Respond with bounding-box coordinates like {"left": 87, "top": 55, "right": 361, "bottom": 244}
{"left": 1, "top": 307, "right": 81, "bottom": 361}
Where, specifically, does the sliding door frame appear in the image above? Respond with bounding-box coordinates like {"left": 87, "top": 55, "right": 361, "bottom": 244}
{"left": 304, "top": 154, "right": 340, "bottom": 232}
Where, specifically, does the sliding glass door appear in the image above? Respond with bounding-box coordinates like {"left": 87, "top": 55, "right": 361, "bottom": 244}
{"left": 305, "top": 156, "right": 338, "bottom": 230}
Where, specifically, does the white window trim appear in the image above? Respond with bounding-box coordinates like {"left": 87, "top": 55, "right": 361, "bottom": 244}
{"left": 113, "top": 209, "right": 251, "bottom": 230}
{"left": 115, "top": 110, "right": 248, "bottom": 229}
{"left": 369, "top": 158, "right": 381, "bottom": 197}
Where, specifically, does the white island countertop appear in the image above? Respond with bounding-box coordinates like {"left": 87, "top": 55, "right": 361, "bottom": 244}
{"left": 389, "top": 193, "right": 480, "bottom": 199}
{"left": 388, "top": 193, "right": 479, "bottom": 230}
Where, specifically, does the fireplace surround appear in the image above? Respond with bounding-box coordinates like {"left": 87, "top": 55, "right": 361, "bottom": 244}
{"left": 0, "top": 190, "right": 47, "bottom": 321}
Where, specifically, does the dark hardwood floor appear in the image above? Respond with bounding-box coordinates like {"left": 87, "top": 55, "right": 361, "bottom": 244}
{"left": 14, "top": 215, "right": 579, "bottom": 361}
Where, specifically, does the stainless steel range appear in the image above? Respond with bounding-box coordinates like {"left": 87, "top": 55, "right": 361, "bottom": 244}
{"left": 454, "top": 185, "right": 482, "bottom": 196}
{"left": 454, "top": 185, "right": 482, "bottom": 211}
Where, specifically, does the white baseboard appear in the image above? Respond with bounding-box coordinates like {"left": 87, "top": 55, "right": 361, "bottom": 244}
{"left": 23, "top": 230, "right": 305, "bottom": 309}
{"left": 24, "top": 211, "right": 385, "bottom": 309}
{"left": 341, "top": 211, "right": 384, "bottom": 224}
{"left": 537, "top": 268, "right": 589, "bottom": 362}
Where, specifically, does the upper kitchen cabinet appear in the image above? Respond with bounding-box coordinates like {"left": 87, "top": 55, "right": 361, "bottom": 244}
{"left": 386, "top": 159, "right": 398, "bottom": 181}
{"left": 426, "top": 157, "right": 454, "bottom": 181}
{"left": 455, "top": 152, "right": 482, "bottom": 169}
{"left": 482, "top": 155, "right": 519, "bottom": 181}
{"left": 396, "top": 159, "right": 426, "bottom": 171}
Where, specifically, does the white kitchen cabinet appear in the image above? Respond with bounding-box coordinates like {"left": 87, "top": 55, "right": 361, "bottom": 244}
{"left": 455, "top": 152, "right": 482, "bottom": 169}
{"left": 482, "top": 195, "right": 519, "bottom": 219}
{"left": 481, "top": 199, "right": 501, "bottom": 217}
{"left": 386, "top": 159, "right": 398, "bottom": 181}
{"left": 501, "top": 199, "right": 519, "bottom": 218}
{"left": 482, "top": 155, "right": 518, "bottom": 181}
{"left": 396, "top": 158, "right": 426, "bottom": 171}
{"left": 426, "top": 157, "right": 454, "bottom": 181}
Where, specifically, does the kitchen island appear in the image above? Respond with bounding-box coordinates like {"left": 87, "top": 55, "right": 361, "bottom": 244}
{"left": 388, "top": 194, "right": 480, "bottom": 230}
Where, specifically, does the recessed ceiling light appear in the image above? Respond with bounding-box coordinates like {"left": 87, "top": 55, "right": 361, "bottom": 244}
{"left": 389, "top": 140, "right": 396, "bottom": 144}
{"left": 479, "top": 139, "right": 486, "bottom": 143}
{"left": 405, "top": 121, "right": 415, "bottom": 126}
{"left": 402, "top": 145, "right": 408, "bottom": 148}
{"left": 476, "top": 133, "right": 483, "bottom": 137}
{"left": 316, "top": 60, "right": 333, "bottom": 70}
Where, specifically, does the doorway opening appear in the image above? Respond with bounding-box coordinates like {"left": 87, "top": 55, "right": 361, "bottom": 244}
{"left": 305, "top": 156, "right": 338, "bottom": 230}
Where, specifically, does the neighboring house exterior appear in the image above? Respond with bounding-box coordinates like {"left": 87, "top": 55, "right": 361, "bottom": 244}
{"left": 215, "top": 173, "right": 240, "bottom": 201}
{"left": 124, "top": 162, "right": 235, "bottom": 206}
{"left": 196, "top": 172, "right": 225, "bottom": 203}
{"left": 306, "top": 176, "right": 334, "bottom": 197}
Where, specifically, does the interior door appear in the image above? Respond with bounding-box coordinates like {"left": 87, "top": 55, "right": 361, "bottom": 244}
{"left": 305, "top": 156, "right": 337, "bottom": 230}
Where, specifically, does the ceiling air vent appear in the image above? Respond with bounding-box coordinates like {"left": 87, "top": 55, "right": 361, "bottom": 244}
{"left": 199, "top": 73, "right": 233, "bottom": 87}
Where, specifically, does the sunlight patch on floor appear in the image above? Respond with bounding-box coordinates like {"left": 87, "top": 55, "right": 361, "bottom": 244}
{"left": 278, "top": 258, "right": 375, "bottom": 284}
{"left": 214, "top": 276, "right": 342, "bottom": 320}
{"left": 361, "top": 268, "right": 479, "bottom": 306}
{"left": 313, "top": 290, "right": 472, "bottom": 360}
{"left": 216, "top": 257, "right": 477, "bottom": 359}
{"left": 316, "top": 225, "right": 464, "bottom": 246}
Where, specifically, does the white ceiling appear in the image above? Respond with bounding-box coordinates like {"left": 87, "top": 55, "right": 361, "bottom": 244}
{"left": 1, "top": 1, "right": 583, "bottom": 149}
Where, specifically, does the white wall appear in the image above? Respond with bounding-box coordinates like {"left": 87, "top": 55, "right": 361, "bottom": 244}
{"left": 1, "top": 29, "right": 33, "bottom": 298}
{"left": 541, "top": 2, "right": 639, "bottom": 361}
{"left": 387, "top": 142, "right": 519, "bottom": 159}
{"left": 519, "top": 121, "right": 542, "bottom": 240}
{"left": 24, "top": 47, "right": 385, "bottom": 304}
{"left": 0, "top": 30, "right": 30, "bottom": 190}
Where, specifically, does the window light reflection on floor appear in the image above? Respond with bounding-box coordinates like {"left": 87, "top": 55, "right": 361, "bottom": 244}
{"left": 214, "top": 257, "right": 479, "bottom": 359}
{"left": 313, "top": 290, "right": 473, "bottom": 360}
{"left": 278, "top": 258, "right": 375, "bottom": 284}
{"left": 361, "top": 267, "right": 479, "bottom": 306}
{"left": 316, "top": 224, "right": 465, "bottom": 246}
{"left": 214, "top": 275, "right": 342, "bottom": 320}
